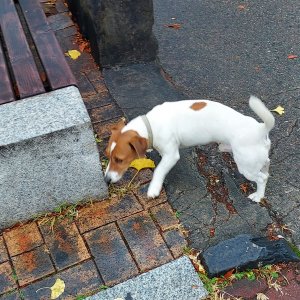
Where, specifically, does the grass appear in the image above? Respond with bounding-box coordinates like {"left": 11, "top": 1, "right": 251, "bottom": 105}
{"left": 34, "top": 200, "right": 91, "bottom": 232}
{"left": 75, "top": 285, "right": 109, "bottom": 300}
{"left": 288, "top": 242, "right": 300, "bottom": 258}
{"left": 198, "top": 264, "right": 282, "bottom": 300}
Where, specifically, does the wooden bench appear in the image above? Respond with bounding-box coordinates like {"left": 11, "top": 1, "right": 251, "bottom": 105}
{"left": 0, "top": 0, "right": 76, "bottom": 104}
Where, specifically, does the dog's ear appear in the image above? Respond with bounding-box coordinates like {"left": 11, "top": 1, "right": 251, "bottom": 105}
{"left": 105, "top": 119, "right": 126, "bottom": 157}
{"left": 129, "top": 135, "right": 148, "bottom": 158}
{"left": 111, "top": 118, "right": 126, "bottom": 132}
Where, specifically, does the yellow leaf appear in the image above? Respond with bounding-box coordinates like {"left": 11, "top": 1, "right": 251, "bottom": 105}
{"left": 257, "top": 293, "right": 269, "bottom": 300}
{"left": 66, "top": 50, "right": 81, "bottom": 60}
{"left": 50, "top": 278, "right": 65, "bottom": 299}
{"left": 130, "top": 158, "right": 155, "bottom": 171}
{"left": 271, "top": 105, "right": 284, "bottom": 115}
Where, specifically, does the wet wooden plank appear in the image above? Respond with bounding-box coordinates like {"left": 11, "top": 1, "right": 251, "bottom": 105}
{"left": 0, "top": 0, "right": 45, "bottom": 98}
{"left": 0, "top": 43, "right": 15, "bottom": 104}
{"left": 19, "top": 0, "right": 76, "bottom": 90}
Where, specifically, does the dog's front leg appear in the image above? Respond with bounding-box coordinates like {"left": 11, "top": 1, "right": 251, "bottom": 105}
{"left": 147, "top": 151, "right": 180, "bottom": 198}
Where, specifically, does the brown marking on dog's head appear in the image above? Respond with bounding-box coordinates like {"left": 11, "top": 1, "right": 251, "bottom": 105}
{"left": 190, "top": 101, "right": 207, "bottom": 111}
{"left": 105, "top": 119, "right": 126, "bottom": 157}
{"left": 106, "top": 130, "right": 148, "bottom": 179}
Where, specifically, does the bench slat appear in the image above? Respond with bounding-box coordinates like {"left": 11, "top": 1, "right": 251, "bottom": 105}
{"left": 0, "top": 43, "right": 15, "bottom": 104}
{"left": 0, "top": 0, "right": 45, "bottom": 98}
{"left": 19, "top": 0, "right": 77, "bottom": 90}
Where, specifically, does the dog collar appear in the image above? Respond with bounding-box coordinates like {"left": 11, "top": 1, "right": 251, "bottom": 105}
{"left": 141, "top": 115, "right": 153, "bottom": 149}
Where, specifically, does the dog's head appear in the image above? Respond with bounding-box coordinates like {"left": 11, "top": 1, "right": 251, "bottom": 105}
{"left": 104, "top": 119, "right": 148, "bottom": 184}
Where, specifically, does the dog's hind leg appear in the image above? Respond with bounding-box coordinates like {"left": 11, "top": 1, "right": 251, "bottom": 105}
{"left": 234, "top": 156, "right": 270, "bottom": 202}
{"left": 247, "top": 171, "right": 269, "bottom": 202}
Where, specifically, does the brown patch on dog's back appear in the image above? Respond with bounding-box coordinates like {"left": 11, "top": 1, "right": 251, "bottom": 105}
{"left": 190, "top": 101, "right": 207, "bottom": 111}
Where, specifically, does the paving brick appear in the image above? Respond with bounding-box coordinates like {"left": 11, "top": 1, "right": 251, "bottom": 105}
{"left": 134, "top": 183, "right": 167, "bottom": 208}
{"left": 76, "top": 194, "right": 143, "bottom": 233}
{"left": 150, "top": 202, "right": 179, "bottom": 231}
{"left": 3, "top": 223, "right": 43, "bottom": 257}
{"left": 223, "top": 278, "right": 268, "bottom": 299}
{"left": 48, "top": 13, "right": 74, "bottom": 31}
{"left": 0, "top": 237, "right": 8, "bottom": 264}
{"left": 89, "top": 104, "right": 123, "bottom": 123}
{"left": 77, "top": 74, "right": 97, "bottom": 98}
{"left": 118, "top": 212, "right": 173, "bottom": 272}
{"left": 55, "top": 0, "right": 68, "bottom": 13}
{"left": 39, "top": 220, "right": 90, "bottom": 270}
{"left": 11, "top": 247, "right": 55, "bottom": 286}
{"left": 0, "top": 262, "right": 17, "bottom": 296}
{"left": 55, "top": 26, "right": 77, "bottom": 38}
{"left": 116, "top": 168, "right": 153, "bottom": 187}
{"left": 84, "top": 223, "right": 139, "bottom": 286}
{"left": 0, "top": 291, "right": 20, "bottom": 300}
{"left": 163, "top": 229, "right": 187, "bottom": 258}
{"left": 83, "top": 93, "right": 112, "bottom": 110}
{"left": 93, "top": 118, "right": 122, "bottom": 139}
{"left": 68, "top": 52, "right": 97, "bottom": 76}
{"left": 21, "top": 260, "right": 103, "bottom": 300}
{"left": 265, "top": 280, "right": 300, "bottom": 300}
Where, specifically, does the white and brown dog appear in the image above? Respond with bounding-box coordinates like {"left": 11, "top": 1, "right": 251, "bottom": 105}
{"left": 104, "top": 96, "right": 274, "bottom": 202}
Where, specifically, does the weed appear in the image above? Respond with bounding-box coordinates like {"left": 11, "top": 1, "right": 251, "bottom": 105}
{"left": 175, "top": 211, "right": 181, "bottom": 218}
{"left": 94, "top": 134, "right": 102, "bottom": 144}
{"left": 288, "top": 242, "right": 300, "bottom": 258}
{"left": 182, "top": 246, "right": 193, "bottom": 255}
{"left": 198, "top": 264, "right": 282, "bottom": 300}
{"left": 35, "top": 202, "right": 81, "bottom": 232}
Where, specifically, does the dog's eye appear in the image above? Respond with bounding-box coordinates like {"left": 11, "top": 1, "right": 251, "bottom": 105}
{"left": 114, "top": 157, "right": 123, "bottom": 164}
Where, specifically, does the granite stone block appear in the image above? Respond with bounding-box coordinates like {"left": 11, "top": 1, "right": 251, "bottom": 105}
{"left": 0, "top": 86, "right": 107, "bottom": 229}
{"left": 87, "top": 256, "right": 208, "bottom": 300}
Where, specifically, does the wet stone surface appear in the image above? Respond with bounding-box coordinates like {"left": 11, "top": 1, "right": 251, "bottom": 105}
{"left": 201, "top": 234, "right": 300, "bottom": 278}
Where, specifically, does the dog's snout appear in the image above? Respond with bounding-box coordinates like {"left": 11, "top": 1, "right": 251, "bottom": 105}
{"left": 104, "top": 175, "right": 111, "bottom": 185}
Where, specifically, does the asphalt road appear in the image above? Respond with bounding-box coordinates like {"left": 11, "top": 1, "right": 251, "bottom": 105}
{"left": 105, "top": 0, "right": 300, "bottom": 251}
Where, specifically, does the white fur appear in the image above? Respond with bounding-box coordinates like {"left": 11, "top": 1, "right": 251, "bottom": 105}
{"left": 117, "top": 96, "right": 274, "bottom": 202}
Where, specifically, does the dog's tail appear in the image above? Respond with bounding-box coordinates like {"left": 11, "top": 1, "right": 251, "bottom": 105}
{"left": 249, "top": 95, "right": 275, "bottom": 132}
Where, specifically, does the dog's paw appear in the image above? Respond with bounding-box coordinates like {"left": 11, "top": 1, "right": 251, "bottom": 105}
{"left": 248, "top": 192, "right": 262, "bottom": 203}
{"left": 147, "top": 183, "right": 162, "bottom": 198}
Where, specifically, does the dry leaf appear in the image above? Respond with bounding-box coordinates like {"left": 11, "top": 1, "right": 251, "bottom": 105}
{"left": 165, "top": 23, "right": 181, "bottom": 29}
{"left": 79, "top": 41, "right": 89, "bottom": 52}
{"left": 50, "top": 278, "right": 65, "bottom": 299}
{"left": 66, "top": 50, "right": 81, "bottom": 60}
{"left": 238, "top": 4, "right": 247, "bottom": 11}
{"left": 271, "top": 105, "right": 285, "bottom": 115}
{"left": 240, "top": 182, "right": 249, "bottom": 193}
{"left": 130, "top": 158, "right": 155, "bottom": 171}
{"left": 288, "top": 54, "right": 298, "bottom": 59}
{"left": 224, "top": 269, "right": 235, "bottom": 280}
{"left": 257, "top": 293, "right": 269, "bottom": 300}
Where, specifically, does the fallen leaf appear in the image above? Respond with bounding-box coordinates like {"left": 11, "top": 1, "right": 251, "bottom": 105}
{"left": 288, "top": 54, "right": 298, "bottom": 59}
{"left": 238, "top": 4, "right": 247, "bottom": 11}
{"left": 165, "top": 23, "right": 181, "bottom": 29}
{"left": 257, "top": 293, "right": 269, "bottom": 300}
{"left": 130, "top": 158, "right": 155, "bottom": 171}
{"left": 209, "top": 228, "right": 215, "bottom": 237}
{"left": 79, "top": 41, "right": 89, "bottom": 52}
{"left": 224, "top": 269, "right": 235, "bottom": 279}
{"left": 240, "top": 183, "right": 249, "bottom": 193}
{"left": 50, "top": 278, "right": 65, "bottom": 299}
{"left": 271, "top": 105, "right": 285, "bottom": 115}
{"left": 65, "top": 49, "right": 81, "bottom": 60}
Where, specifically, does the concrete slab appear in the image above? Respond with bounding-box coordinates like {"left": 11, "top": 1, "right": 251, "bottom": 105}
{"left": 87, "top": 256, "right": 208, "bottom": 300}
{"left": 0, "top": 86, "right": 107, "bottom": 230}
